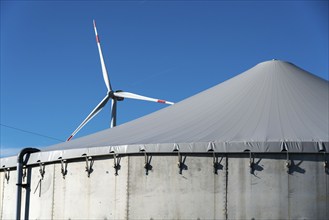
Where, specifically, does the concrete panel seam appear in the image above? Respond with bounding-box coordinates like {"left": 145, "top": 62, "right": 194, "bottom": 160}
{"left": 0, "top": 173, "right": 5, "bottom": 220}
{"left": 126, "top": 156, "right": 130, "bottom": 220}
{"left": 325, "top": 153, "right": 329, "bottom": 219}
{"left": 225, "top": 155, "right": 228, "bottom": 220}
{"left": 51, "top": 164, "right": 55, "bottom": 220}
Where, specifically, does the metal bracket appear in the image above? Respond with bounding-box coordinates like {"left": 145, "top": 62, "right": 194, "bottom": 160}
{"left": 177, "top": 151, "right": 182, "bottom": 169}
{"left": 39, "top": 162, "right": 45, "bottom": 180}
{"left": 143, "top": 151, "right": 152, "bottom": 175}
{"left": 213, "top": 152, "right": 218, "bottom": 174}
{"left": 177, "top": 151, "right": 185, "bottom": 174}
{"left": 60, "top": 159, "right": 68, "bottom": 179}
{"left": 16, "top": 183, "right": 29, "bottom": 189}
{"left": 324, "top": 152, "right": 328, "bottom": 171}
{"left": 285, "top": 151, "right": 290, "bottom": 168}
{"left": 85, "top": 156, "right": 93, "bottom": 178}
{"left": 4, "top": 168, "right": 10, "bottom": 184}
{"left": 22, "top": 166, "right": 27, "bottom": 182}
{"left": 249, "top": 151, "right": 255, "bottom": 174}
{"left": 113, "top": 154, "right": 121, "bottom": 176}
{"left": 285, "top": 151, "right": 291, "bottom": 173}
{"left": 212, "top": 152, "right": 223, "bottom": 174}
{"left": 282, "top": 142, "right": 291, "bottom": 172}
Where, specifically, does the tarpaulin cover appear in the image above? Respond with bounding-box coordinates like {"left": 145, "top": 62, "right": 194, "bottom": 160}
{"left": 1, "top": 60, "right": 328, "bottom": 167}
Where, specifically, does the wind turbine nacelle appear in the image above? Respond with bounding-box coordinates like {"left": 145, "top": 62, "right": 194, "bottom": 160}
{"left": 115, "top": 90, "right": 125, "bottom": 101}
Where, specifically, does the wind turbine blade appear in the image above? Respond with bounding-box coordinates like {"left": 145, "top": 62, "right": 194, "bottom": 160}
{"left": 93, "top": 20, "right": 112, "bottom": 92}
{"left": 67, "top": 95, "right": 110, "bottom": 141}
{"left": 114, "top": 91, "right": 174, "bottom": 105}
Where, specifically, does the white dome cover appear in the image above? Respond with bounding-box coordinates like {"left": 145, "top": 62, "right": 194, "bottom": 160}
{"left": 2, "top": 60, "right": 328, "bottom": 167}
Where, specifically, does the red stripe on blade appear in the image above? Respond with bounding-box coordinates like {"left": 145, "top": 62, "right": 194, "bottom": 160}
{"left": 157, "top": 100, "right": 166, "bottom": 104}
{"left": 67, "top": 135, "right": 73, "bottom": 141}
{"left": 96, "top": 35, "right": 100, "bottom": 43}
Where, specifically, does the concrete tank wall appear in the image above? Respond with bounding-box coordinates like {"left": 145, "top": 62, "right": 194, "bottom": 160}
{"left": 227, "top": 154, "right": 329, "bottom": 220}
{"left": 0, "top": 153, "right": 328, "bottom": 219}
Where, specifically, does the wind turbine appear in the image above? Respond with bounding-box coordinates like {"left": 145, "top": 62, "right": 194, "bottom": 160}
{"left": 67, "top": 20, "right": 174, "bottom": 141}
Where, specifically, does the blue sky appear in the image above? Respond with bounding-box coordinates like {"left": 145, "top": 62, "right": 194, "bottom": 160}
{"left": 1, "top": 0, "right": 328, "bottom": 157}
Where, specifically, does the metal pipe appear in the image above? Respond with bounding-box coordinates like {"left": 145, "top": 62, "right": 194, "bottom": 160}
{"left": 16, "top": 148, "right": 40, "bottom": 220}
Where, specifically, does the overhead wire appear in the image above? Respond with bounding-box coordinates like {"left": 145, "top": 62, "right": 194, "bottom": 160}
{"left": 0, "top": 123, "right": 64, "bottom": 142}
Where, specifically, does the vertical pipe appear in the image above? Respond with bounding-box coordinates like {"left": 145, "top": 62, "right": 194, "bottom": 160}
{"left": 24, "top": 167, "right": 32, "bottom": 220}
{"left": 16, "top": 148, "right": 40, "bottom": 220}
{"left": 16, "top": 162, "right": 23, "bottom": 220}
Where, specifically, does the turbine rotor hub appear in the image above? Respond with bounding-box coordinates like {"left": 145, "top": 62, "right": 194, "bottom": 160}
{"left": 108, "top": 91, "right": 115, "bottom": 99}
{"left": 108, "top": 90, "right": 124, "bottom": 101}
